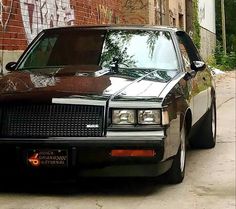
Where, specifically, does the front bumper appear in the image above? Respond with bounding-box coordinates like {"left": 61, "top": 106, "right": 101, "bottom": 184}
{"left": 0, "top": 135, "right": 170, "bottom": 177}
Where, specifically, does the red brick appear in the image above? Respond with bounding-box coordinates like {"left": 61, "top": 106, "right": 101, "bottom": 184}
{"left": 0, "top": 0, "right": 123, "bottom": 51}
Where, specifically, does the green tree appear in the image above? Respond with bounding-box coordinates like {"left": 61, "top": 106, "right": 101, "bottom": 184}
{"left": 193, "top": 0, "right": 201, "bottom": 49}
{"left": 216, "top": 0, "right": 236, "bottom": 53}
{"left": 215, "top": 0, "right": 236, "bottom": 69}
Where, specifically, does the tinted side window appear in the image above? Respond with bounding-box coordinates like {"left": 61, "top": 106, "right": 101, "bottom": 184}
{"left": 178, "top": 39, "right": 191, "bottom": 70}
{"left": 176, "top": 31, "right": 202, "bottom": 68}
{"left": 22, "top": 36, "right": 57, "bottom": 68}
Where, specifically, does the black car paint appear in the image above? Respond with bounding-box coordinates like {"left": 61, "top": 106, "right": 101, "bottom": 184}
{"left": 0, "top": 26, "right": 215, "bottom": 178}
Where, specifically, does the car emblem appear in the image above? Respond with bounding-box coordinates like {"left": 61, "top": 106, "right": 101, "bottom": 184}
{"left": 86, "top": 124, "right": 99, "bottom": 128}
{"left": 28, "top": 153, "right": 40, "bottom": 167}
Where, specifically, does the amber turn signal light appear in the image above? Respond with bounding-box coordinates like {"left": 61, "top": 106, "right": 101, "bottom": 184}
{"left": 111, "top": 149, "right": 156, "bottom": 157}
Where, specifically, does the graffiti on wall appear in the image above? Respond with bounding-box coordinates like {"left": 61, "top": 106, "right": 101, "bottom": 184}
{"left": 199, "top": 3, "right": 206, "bottom": 23}
{"left": 122, "top": 0, "right": 148, "bottom": 24}
{"left": 0, "top": 0, "right": 13, "bottom": 32}
{"left": 20, "top": 0, "right": 75, "bottom": 43}
{"left": 123, "top": 0, "right": 148, "bottom": 11}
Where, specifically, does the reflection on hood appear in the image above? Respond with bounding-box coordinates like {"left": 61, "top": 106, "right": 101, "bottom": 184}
{"left": 0, "top": 72, "right": 33, "bottom": 93}
{"left": 0, "top": 65, "right": 178, "bottom": 103}
{"left": 30, "top": 74, "right": 60, "bottom": 88}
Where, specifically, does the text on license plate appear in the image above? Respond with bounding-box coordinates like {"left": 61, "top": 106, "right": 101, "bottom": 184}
{"left": 27, "top": 149, "right": 68, "bottom": 168}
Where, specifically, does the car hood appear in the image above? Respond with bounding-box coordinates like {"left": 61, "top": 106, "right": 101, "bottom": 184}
{"left": 0, "top": 66, "right": 178, "bottom": 103}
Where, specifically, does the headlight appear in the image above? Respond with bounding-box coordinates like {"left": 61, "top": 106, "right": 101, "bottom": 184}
{"left": 112, "top": 110, "right": 136, "bottom": 125}
{"left": 138, "top": 110, "right": 161, "bottom": 124}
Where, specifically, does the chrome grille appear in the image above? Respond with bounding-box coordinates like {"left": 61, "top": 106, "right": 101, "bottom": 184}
{"left": 0, "top": 104, "right": 104, "bottom": 137}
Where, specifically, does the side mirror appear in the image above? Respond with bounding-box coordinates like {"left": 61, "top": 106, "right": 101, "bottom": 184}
{"left": 5, "top": 62, "right": 17, "bottom": 71}
{"left": 191, "top": 61, "right": 206, "bottom": 72}
{"left": 184, "top": 70, "right": 197, "bottom": 81}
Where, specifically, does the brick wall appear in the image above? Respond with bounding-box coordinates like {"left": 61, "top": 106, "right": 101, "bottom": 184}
{"left": 0, "top": 1, "right": 25, "bottom": 51}
{"left": 0, "top": 0, "right": 122, "bottom": 74}
{"left": 1, "top": 0, "right": 203, "bottom": 74}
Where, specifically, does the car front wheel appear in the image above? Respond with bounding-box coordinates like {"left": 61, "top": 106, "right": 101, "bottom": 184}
{"left": 202, "top": 101, "right": 217, "bottom": 148}
{"left": 165, "top": 124, "right": 186, "bottom": 184}
{"left": 190, "top": 101, "right": 216, "bottom": 149}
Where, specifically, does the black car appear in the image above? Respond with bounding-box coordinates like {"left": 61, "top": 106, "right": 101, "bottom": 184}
{"left": 0, "top": 25, "right": 216, "bottom": 184}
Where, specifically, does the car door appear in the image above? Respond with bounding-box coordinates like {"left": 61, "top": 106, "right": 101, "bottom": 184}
{"left": 176, "top": 31, "right": 209, "bottom": 125}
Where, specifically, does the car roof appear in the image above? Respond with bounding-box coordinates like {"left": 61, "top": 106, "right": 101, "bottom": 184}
{"left": 43, "top": 24, "right": 184, "bottom": 33}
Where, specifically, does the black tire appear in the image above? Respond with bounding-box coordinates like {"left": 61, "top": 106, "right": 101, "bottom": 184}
{"left": 165, "top": 125, "right": 186, "bottom": 184}
{"left": 190, "top": 102, "right": 216, "bottom": 149}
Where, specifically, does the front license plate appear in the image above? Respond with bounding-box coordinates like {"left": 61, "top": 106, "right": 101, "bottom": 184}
{"left": 27, "top": 149, "right": 68, "bottom": 168}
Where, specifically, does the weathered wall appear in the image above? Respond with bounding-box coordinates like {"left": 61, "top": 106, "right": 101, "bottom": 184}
{"left": 198, "top": 0, "right": 216, "bottom": 60}
{"left": 148, "top": 0, "right": 155, "bottom": 25}
{"left": 0, "top": 0, "right": 122, "bottom": 74}
{"left": 169, "top": 0, "right": 186, "bottom": 29}
{"left": 155, "top": 0, "right": 169, "bottom": 26}
{"left": 121, "top": 0, "right": 149, "bottom": 24}
{"left": 121, "top": 0, "right": 186, "bottom": 29}
{"left": 200, "top": 27, "right": 216, "bottom": 60}
{"left": 1, "top": 0, "right": 216, "bottom": 74}
{"left": 198, "top": 0, "right": 215, "bottom": 34}
{"left": 185, "top": 0, "right": 193, "bottom": 33}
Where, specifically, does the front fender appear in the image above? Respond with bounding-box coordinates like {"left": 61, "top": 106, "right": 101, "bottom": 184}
{"left": 162, "top": 77, "right": 191, "bottom": 160}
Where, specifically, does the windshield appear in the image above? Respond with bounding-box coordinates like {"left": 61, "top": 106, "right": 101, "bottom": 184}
{"left": 19, "top": 29, "right": 178, "bottom": 71}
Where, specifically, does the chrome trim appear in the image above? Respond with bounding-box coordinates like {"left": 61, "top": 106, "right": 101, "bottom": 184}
{"left": 0, "top": 135, "right": 164, "bottom": 141}
{"left": 52, "top": 98, "right": 106, "bottom": 106}
{"left": 107, "top": 131, "right": 164, "bottom": 137}
{"left": 109, "top": 101, "right": 162, "bottom": 108}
